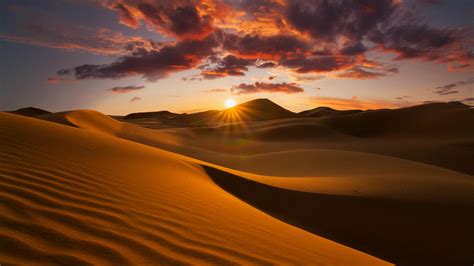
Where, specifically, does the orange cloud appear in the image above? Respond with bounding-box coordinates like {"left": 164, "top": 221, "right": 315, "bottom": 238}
{"left": 310, "top": 96, "right": 414, "bottom": 110}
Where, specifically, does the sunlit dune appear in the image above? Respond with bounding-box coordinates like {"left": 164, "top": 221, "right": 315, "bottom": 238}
{"left": 1, "top": 99, "right": 474, "bottom": 265}
{"left": 0, "top": 112, "right": 387, "bottom": 265}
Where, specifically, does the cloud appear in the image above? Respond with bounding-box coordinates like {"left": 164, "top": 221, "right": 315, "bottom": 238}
{"left": 369, "top": 24, "right": 460, "bottom": 62}
{"left": 432, "top": 79, "right": 474, "bottom": 95}
{"left": 200, "top": 55, "right": 255, "bottom": 79}
{"left": 204, "top": 88, "right": 227, "bottom": 93}
{"left": 108, "top": 85, "right": 144, "bottom": 94}
{"left": 58, "top": 33, "right": 221, "bottom": 81}
{"left": 462, "top": 97, "right": 474, "bottom": 103}
{"left": 286, "top": 0, "right": 398, "bottom": 42}
{"left": 231, "top": 82, "right": 304, "bottom": 95}
{"left": 396, "top": 96, "right": 411, "bottom": 100}
{"left": 279, "top": 55, "right": 356, "bottom": 74}
{"left": 310, "top": 96, "right": 412, "bottom": 110}
{"left": 337, "top": 65, "right": 398, "bottom": 79}
{"left": 48, "top": 0, "right": 473, "bottom": 82}
{"left": 292, "top": 75, "right": 325, "bottom": 82}
{"left": 47, "top": 76, "right": 76, "bottom": 84}
{"left": 0, "top": 5, "right": 150, "bottom": 56}
{"left": 130, "top": 96, "right": 141, "bottom": 103}
{"left": 223, "top": 33, "right": 309, "bottom": 60}
{"left": 103, "top": 1, "right": 217, "bottom": 40}
{"left": 257, "top": 62, "right": 277, "bottom": 68}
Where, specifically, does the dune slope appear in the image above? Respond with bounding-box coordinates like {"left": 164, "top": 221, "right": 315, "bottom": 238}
{"left": 0, "top": 112, "right": 387, "bottom": 265}
{"left": 203, "top": 164, "right": 474, "bottom": 265}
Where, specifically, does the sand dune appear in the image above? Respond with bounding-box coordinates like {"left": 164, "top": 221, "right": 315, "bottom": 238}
{"left": 204, "top": 165, "right": 474, "bottom": 265}
{"left": 320, "top": 102, "right": 474, "bottom": 138}
{"left": 298, "top": 106, "right": 362, "bottom": 118}
{"left": 0, "top": 112, "right": 387, "bottom": 265}
{"left": 9, "top": 107, "right": 51, "bottom": 117}
{"left": 122, "top": 99, "right": 296, "bottom": 126}
{"left": 2, "top": 100, "right": 474, "bottom": 264}
{"left": 124, "top": 110, "right": 179, "bottom": 120}
{"left": 39, "top": 107, "right": 474, "bottom": 175}
{"left": 214, "top": 98, "right": 296, "bottom": 122}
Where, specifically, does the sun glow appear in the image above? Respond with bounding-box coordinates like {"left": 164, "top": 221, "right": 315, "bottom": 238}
{"left": 224, "top": 98, "right": 237, "bottom": 108}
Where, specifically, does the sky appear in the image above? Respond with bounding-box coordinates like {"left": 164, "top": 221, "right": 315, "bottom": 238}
{"left": 0, "top": 0, "right": 473, "bottom": 115}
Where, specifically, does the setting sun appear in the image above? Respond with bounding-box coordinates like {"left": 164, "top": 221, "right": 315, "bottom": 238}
{"left": 224, "top": 98, "right": 237, "bottom": 108}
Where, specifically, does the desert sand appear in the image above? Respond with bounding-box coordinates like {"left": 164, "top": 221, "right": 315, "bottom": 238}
{"left": 1, "top": 99, "right": 474, "bottom": 265}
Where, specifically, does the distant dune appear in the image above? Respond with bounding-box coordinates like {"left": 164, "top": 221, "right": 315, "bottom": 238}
{"left": 2, "top": 99, "right": 474, "bottom": 264}
{"left": 123, "top": 99, "right": 296, "bottom": 125}
{"left": 212, "top": 98, "right": 296, "bottom": 122}
{"left": 9, "top": 107, "right": 51, "bottom": 117}
{"left": 320, "top": 101, "right": 474, "bottom": 138}
{"left": 124, "top": 110, "right": 179, "bottom": 120}
{"left": 298, "top": 106, "right": 362, "bottom": 118}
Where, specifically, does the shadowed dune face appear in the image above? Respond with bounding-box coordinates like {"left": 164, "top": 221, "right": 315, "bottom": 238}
{"left": 0, "top": 112, "right": 387, "bottom": 265}
{"left": 9, "top": 107, "right": 51, "bottom": 117}
{"left": 319, "top": 102, "right": 474, "bottom": 138}
{"left": 203, "top": 165, "right": 474, "bottom": 265}
{"left": 298, "top": 106, "right": 363, "bottom": 118}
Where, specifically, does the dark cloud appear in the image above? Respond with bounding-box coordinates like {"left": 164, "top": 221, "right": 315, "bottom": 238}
{"left": 341, "top": 41, "right": 368, "bottom": 55}
{"left": 369, "top": 24, "right": 459, "bottom": 61}
{"left": 416, "top": 0, "right": 443, "bottom": 5}
{"left": 268, "top": 76, "right": 276, "bottom": 80}
{"left": 109, "top": 85, "right": 145, "bottom": 94}
{"left": 279, "top": 55, "right": 356, "bottom": 74}
{"left": 231, "top": 82, "right": 304, "bottom": 94}
{"left": 337, "top": 65, "right": 398, "bottom": 79}
{"left": 200, "top": 55, "right": 255, "bottom": 79}
{"left": 257, "top": 62, "right": 277, "bottom": 68}
{"left": 107, "top": 1, "right": 215, "bottom": 40}
{"left": 130, "top": 96, "right": 142, "bottom": 103}
{"left": 433, "top": 79, "right": 474, "bottom": 95}
{"left": 47, "top": 0, "right": 473, "bottom": 82}
{"left": 462, "top": 97, "right": 474, "bottom": 102}
{"left": 286, "top": 0, "right": 398, "bottom": 42}
{"left": 58, "top": 33, "right": 221, "bottom": 81}
{"left": 223, "top": 33, "right": 309, "bottom": 59}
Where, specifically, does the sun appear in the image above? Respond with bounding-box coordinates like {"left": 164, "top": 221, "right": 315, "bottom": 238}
{"left": 224, "top": 98, "right": 237, "bottom": 108}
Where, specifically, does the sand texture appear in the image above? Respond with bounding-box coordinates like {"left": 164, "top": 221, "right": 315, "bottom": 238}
{"left": 2, "top": 100, "right": 474, "bottom": 265}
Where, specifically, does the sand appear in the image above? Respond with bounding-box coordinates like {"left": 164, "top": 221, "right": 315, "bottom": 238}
{"left": 1, "top": 100, "right": 474, "bottom": 264}
{"left": 0, "top": 112, "right": 386, "bottom": 265}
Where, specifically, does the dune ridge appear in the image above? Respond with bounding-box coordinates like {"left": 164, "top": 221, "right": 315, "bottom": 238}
{"left": 39, "top": 107, "right": 474, "bottom": 175}
{"left": 0, "top": 112, "right": 387, "bottom": 265}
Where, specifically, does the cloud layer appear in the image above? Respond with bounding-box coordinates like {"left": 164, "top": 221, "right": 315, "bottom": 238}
{"left": 108, "top": 85, "right": 145, "bottom": 94}
{"left": 231, "top": 82, "right": 304, "bottom": 94}
{"left": 4, "top": 1, "right": 471, "bottom": 82}
{"left": 432, "top": 79, "right": 474, "bottom": 96}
